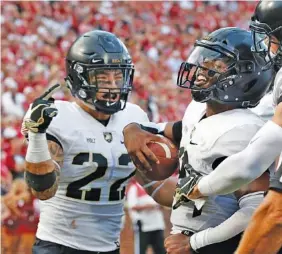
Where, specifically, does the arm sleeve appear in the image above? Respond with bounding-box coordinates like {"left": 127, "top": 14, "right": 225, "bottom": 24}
{"left": 139, "top": 108, "right": 150, "bottom": 122}
{"left": 198, "top": 121, "right": 282, "bottom": 196}
{"left": 190, "top": 192, "right": 264, "bottom": 251}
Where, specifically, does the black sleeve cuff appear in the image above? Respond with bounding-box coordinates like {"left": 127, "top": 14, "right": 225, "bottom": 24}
{"left": 172, "top": 120, "right": 182, "bottom": 144}
{"left": 140, "top": 124, "right": 159, "bottom": 134}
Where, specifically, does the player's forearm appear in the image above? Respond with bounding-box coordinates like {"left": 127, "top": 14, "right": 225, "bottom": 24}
{"left": 135, "top": 171, "right": 177, "bottom": 207}
{"left": 25, "top": 161, "right": 59, "bottom": 200}
{"left": 151, "top": 177, "right": 177, "bottom": 207}
{"left": 190, "top": 192, "right": 264, "bottom": 251}
{"left": 25, "top": 132, "right": 59, "bottom": 200}
{"left": 132, "top": 120, "right": 182, "bottom": 145}
{"left": 197, "top": 121, "right": 282, "bottom": 197}
{"left": 235, "top": 191, "right": 282, "bottom": 254}
{"left": 236, "top": 213, "right": 282, "bottom": 254}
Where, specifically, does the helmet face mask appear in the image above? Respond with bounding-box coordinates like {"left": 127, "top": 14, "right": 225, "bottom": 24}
{"left": 250, "top": 0, "right": 282, "bottom": 70}
{"left": 177, "top": 27, "right": 273, "bottom": 107}
{"left": 178, "top": 45, "right": 236, "bottom": 102}
{"left": 65, "top": 30, "right": 134, "bottom": 115}
{"left": 250, "top": 19, "right": 282, "bottom": 70}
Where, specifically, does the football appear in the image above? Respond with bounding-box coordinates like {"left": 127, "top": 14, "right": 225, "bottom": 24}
{"left": 145, "top": 135, "right": 178, "bottom": 181}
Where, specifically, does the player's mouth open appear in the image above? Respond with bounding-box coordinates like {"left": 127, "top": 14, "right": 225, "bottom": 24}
{"left": 195, "top": 74, "right": 208, "bottom": 86}
{"left": 102, "top": 92, "right": 119, "bottom": 101}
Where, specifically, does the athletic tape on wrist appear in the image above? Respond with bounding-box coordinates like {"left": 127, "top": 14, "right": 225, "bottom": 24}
{"left": 26, "top": 131, "right": 51, "bottom": 163}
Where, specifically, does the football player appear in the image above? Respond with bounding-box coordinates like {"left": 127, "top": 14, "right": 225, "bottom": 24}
{"left": 178, "top": 2, "right": 282, "bottom": 253}
{"left": 236, "top": 1, "right": 282, "bottom": 253}
{"left": 236, "top": 84, "right": 282, "bottom": 254}
{"left": 22, "top": 30, "right": 154, "bottom": 254}
{"left": 124, "top": 27, "right": 274, "bottom": 254}
{"left": 188, "top": 0, "right": 282, "bottom": 199}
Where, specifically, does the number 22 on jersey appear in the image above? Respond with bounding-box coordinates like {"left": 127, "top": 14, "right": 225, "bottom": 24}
{"left": 66, "top": 153, "right": 134, "bottom": 202}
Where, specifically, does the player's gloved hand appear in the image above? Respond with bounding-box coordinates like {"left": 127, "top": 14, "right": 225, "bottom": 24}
{"left": 24, "top": 84, "right": 61, "bottom": 133}
{"left": 173, "top": 168, "right": 203, "bottom": 210}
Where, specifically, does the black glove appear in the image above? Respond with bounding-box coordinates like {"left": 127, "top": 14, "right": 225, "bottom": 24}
{"left": 173, "top": 168, "right": 202, "bottom": 210}
{"left": 24, "top": 84, "right": 61, "bottom": 133}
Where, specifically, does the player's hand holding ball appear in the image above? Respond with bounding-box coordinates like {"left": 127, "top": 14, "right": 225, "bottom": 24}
{"left": 145, "top": 135, "right": 178, "bottom": 180}
{"left": 123, "top": 123, "right": 166, "bottom": 171}
{"left": 24, "top": 84, "right": 61, "bottom": 134}
{"left": 123, "top": 123, "right": 178, "bottom": 180}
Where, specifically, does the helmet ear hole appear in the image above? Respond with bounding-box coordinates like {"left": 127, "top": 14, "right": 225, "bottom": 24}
{"left": 78, "top": 89, "right": 88, "bottom": 99}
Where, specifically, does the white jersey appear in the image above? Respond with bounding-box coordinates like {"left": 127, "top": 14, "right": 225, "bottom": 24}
{"left": 171, "top": 102, "right": 264, "bottom": 233}
{"left": 250, "top": 91, "right": 274, "bottom": 121}
{"left": 187, "top": 92, "right": 275, "bottom": 122}
{"left": 36, "top": 101, "right": 148, "bottom": 252}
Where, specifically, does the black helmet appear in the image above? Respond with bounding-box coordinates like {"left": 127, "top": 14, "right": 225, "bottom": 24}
{"left": 177, "top": 27, "right": 273, "bottom": 107}
{"left": 250, "top": 0, "right": 282, "bottom": 69}
{"left": 65, "top": 30, "right": 134, "bottom": 114}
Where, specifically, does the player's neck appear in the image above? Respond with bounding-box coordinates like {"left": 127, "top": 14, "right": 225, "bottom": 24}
{"left": 206, "top": 101, "right": 236, "bottom": 117}
{"left": 76, "top": 100, "right": 111, "bottom": 121}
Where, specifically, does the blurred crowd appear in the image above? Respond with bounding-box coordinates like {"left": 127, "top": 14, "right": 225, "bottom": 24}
{"left": 1, "top": 1, "right": 257, "bottom": 253}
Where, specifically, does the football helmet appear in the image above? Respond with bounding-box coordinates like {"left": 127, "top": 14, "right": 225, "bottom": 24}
{"left": 177, "top": 27, "right": 273, "bottom": 107}
{"left": 250, "top": 0, "right": 282, "bottom": 70}
{"left": 65, "top": 30, "right": 134, "bottom": 114}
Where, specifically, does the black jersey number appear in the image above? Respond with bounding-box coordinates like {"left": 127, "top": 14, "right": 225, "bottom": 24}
{"left": 66, "top": 153, "right": 134, "bottom": 201}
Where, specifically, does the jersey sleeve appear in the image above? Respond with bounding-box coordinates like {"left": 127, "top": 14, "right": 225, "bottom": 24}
{"left": 138, "top": 107, "right": 150, "bottom": 122}
{"left": 128, "top": 103, "right": 150, "bottom": 123}
{"left": 45, "top": 102, "right": 64, "bottom": 149}
{"left": 250, "top": 93, "right": 274, "bottom": 121}
{"left": 211, "top": 123, "right": 263, "bottom": 158}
